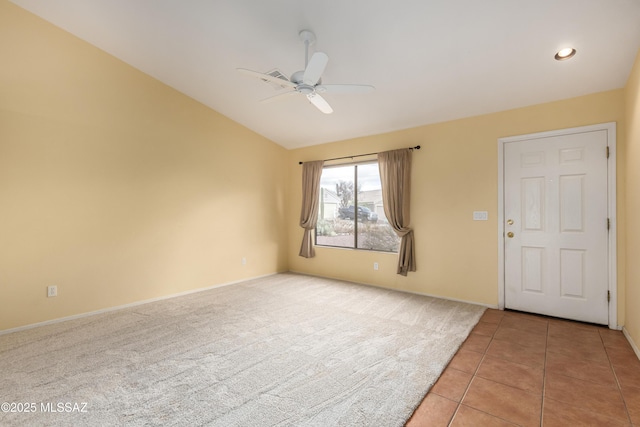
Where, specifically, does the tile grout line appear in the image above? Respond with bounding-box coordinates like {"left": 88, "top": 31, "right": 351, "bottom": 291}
{"left": 540, "top": 318, "right": 550, "bottom": 427}
{"left": 447, "top": 315, "right": 505, "bottom": 426}
{"left": 441, "top": 313, "right": 639, "bottom": 426}
{"left": 601, "top": 329, "right": 635, "bottom": 425}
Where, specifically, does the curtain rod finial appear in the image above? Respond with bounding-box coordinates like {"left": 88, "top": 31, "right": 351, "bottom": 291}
{"left": 299, "top": 161, "right": 303, "bottom": 165}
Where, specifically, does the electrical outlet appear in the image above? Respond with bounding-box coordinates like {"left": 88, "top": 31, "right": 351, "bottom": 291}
{"left": 373, "top": 262, "right": 379, "bottom": 271}
{"left": 241, "top": 257, "right": 247, "bottom": 266}
{"left": 47, "top": 285, "right": 57, "bottom": 298}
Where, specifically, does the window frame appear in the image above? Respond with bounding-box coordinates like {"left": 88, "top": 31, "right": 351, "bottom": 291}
{"left": 314, "top": 160, "right": 399, "bottom": 253}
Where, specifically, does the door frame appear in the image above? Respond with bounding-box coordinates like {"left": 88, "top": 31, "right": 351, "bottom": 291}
{"left": 497, "top": 122, "right": 618, "bottom": 328}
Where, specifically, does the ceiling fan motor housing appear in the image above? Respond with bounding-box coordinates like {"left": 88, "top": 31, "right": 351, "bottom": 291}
{"left": 291, "top": 70, "right": 321, "bottom": 86}
{"left": 290, "top": 70, "right": 305, "bottom": 84}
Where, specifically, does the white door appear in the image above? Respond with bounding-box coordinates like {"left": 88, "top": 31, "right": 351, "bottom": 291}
{"left": 503, "top": 128, "right": 610, "bottom": 324}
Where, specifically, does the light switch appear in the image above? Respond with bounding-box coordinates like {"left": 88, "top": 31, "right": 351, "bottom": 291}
{"left": 473, "top": 211, "right": 488, "bottom": 221}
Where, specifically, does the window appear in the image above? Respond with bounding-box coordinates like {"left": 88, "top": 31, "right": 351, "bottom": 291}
{"left": 315, "top": 162, "right": 400, "bottom": 252}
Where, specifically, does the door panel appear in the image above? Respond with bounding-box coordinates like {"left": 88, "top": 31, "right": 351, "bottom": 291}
{"left": 504, "top": 129, "right": 609, "bottom": 324}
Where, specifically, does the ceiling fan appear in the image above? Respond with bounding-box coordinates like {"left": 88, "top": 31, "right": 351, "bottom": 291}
{"left": 237, "top": 30, "right": 374, "bottom": 114}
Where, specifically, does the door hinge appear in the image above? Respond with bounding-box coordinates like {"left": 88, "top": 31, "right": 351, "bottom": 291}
{"left": 607, "top": 218, "right": 610, "bottom": 230}
{"left": 607, "top": 290, "right": 611, "bottom": 302}
{"left": 606, "top": 146, "right": 610, "bottom": 158}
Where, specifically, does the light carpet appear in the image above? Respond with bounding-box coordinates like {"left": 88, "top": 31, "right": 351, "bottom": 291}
{"left": 0, "top": 273, "right": 485, "bottom": 426}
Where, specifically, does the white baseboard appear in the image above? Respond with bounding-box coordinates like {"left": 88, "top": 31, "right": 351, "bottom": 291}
{"left": 622, "top": 327, "right": 640, "bottom": 360}
{"left": 0, "top": 272, "right": 277, "bottom": 336}
{"left": 287, "top": 270, "right": 498, "bottom": 310}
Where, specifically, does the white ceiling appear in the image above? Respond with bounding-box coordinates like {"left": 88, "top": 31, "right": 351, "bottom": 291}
{"left": 10, "top": 0, "right": 640, "bottom": 149}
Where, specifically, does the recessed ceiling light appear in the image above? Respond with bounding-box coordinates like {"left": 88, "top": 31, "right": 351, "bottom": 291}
{"left": 555, "top": 48, "right": 576, "bottom": 61}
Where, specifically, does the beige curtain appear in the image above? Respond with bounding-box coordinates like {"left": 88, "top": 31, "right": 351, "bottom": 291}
{"left": 378, "top": 149, "right": 416, "bottom": 275}
{"left": 299, "top": 160, "right": 325, "bottom": 258}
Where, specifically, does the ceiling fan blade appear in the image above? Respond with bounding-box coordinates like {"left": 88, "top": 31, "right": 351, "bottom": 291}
{"left": 237, "top": 68, "right": 296, "bottom": 88}
{"left": 306, "top": 93, "right": 333, "bottom": 114}
{"left": 316, "top": 84, "right": 375, "bottom": 94}
{"left": 303, "top": 52, "right": 329, "bottom": 86}
{"left": 260, "top": 90, "right": 299, "bottom": 104}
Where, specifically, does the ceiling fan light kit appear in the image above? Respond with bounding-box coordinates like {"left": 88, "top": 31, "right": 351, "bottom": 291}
{"left": 237, "top": 30, "right": 374, "bottom": 114}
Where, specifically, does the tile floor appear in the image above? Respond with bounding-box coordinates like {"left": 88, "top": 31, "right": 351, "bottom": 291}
{"left": 406, "top": 309, "right": 640, "bottom": 426}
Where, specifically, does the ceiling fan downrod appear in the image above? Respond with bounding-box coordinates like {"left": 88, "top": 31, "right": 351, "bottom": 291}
{"left": 299, "top": 30, "right": 316, "bottom": 68}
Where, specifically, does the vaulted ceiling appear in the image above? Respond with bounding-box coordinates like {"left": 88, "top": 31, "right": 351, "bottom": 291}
{"left": 11, "top": 0, "right": 640, "bottom": 149}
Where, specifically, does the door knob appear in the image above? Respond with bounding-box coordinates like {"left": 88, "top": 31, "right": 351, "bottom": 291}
{"left": 507, "top": 232, "right": 514, "bottom": 238}
{"left": 507, "top": 219, "right": 514, "bottom": 225}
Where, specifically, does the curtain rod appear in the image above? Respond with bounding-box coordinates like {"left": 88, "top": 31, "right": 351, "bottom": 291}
{"left": 298, "top": 145, "right": 420, "bottom": 165}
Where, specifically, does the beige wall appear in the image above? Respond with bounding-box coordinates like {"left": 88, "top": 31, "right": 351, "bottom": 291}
{"left": 2, "top": 0, "right": 636, "bottom": 339}
{"left": 624, "top": 50, "right": 640, "bottom": 345}
{"left": 0, "top": 2, "right": 289, "bottom": 331}
{"left": 288, "top": 90, "right": 626, "bottom": 326}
